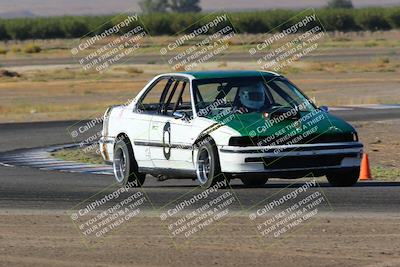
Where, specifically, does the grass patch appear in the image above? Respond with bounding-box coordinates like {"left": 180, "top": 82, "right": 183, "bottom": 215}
{"left": 10, "top": 46, "right": 21, "bottom": 53}
{"left": 123, "top": 66, "right": 144, "bottom": 74}
{"left": 298, "top": 60, "right": 400, "bottom": 73}
{"left": 332, "top": 37, "right": 351, "bottom": 42}
{"left": 23, "top": 44, "right": 42, "bottom": 53}
{"left": 371, "top": 167, "right": 400, "bottom": 181}
{"left": 113, "top": 66, "right": 144, "bottom": 74}
{"left": 0, "top": 32, "right": 399, "bottom": 61}
{"left": 364, "top": 41, "right": 379, "bottom": 47}
{"left": 52, "top": 147, "right": 104, "bottom": 165}
{"left": 0, "top": 69, "right": 20, "bottom": 78}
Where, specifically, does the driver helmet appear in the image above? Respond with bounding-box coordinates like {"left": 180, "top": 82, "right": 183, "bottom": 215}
{"left": 238, "top": 82, "right": 266, "bottom": 110}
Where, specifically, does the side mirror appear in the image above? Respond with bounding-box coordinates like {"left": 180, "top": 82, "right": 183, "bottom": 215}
{"left": 173, "top": 111, "right": 187, "bottom": 119}
{"left": 319, "top": 106, "right": 329, "bottom": 113}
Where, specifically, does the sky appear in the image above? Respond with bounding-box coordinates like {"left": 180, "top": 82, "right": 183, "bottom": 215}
{"left": 0, "top": 0, "right": 399, "bottom": 17}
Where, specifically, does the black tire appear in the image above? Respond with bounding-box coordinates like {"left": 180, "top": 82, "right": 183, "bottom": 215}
{"left": 195, "top": 138, "right": 228, "bottom": 189}
{"left": 240, "top": 177, "right": 269, "bottom": 187}
{"left": 326, "top": 168, "right": 359, "bottom": 187}
{"left": 113, "top": 137, "right": 145, "bottom": 187}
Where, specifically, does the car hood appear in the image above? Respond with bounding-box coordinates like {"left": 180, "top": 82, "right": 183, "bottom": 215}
{"left": 206, "top": 110, "right": 356, "bottom": 137}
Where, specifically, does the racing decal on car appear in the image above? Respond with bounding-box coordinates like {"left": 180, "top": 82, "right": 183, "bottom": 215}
{"left": 198, "top": 122, "right": 225, "bottom": 140}
{"left": 163, "top": 122, "right": 171, "bottom": 159}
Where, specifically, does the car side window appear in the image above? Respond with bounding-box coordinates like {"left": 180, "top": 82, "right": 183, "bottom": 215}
{"left": 137, "top": 78, "right": 171, "bottom": 113}
{"left": 162, "top": 79, "right": 192, "bottom": 117}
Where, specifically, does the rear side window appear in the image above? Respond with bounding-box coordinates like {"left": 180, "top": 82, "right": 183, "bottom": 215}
{"left": 162, "top": 80, "right": 192, "bottom": 117}
{"left": 137, "top": 78, "right": 171, "bottom": 113}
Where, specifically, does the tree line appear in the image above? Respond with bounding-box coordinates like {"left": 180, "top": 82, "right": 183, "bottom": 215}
{"left": 0, "top": 7, "right": 399, "bottom": 41}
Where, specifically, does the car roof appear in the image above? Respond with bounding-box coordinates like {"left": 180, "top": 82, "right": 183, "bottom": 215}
{"left": 180, "top": 70, "right": 280, "bottom": 80}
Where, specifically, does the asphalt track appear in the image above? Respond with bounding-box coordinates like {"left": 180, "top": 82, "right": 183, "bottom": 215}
{"left": 0, "top": 107, "right": 399, "bottom": 213}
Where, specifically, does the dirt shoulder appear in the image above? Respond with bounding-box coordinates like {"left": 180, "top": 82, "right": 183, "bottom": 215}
{"left": 0, "top": 212, "right": 399, "bottom": 267}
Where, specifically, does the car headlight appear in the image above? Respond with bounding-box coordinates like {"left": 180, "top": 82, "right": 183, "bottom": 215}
{"left": 229, "top": 137, "right": 255, "bottom": 146}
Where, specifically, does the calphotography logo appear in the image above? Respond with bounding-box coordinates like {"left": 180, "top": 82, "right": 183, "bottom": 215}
{"left": 247, "top": 176, "right": 333, "bottom": 247}
{"left": 158, "top": 175, "right": 241, "bottom": 247}
{"left": 159, "top": 12, "right": 239, "bottom": 71}
{"left": 71, "top": 13, "right": 148, "bottom": 73}
{"left": 248, "top": 9, "right": 326, "bottom": 72}
{"left": 69, "top": 183, "right": 150, "bottom": 246}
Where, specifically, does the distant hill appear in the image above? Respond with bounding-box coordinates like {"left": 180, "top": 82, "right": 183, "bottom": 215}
{"left": 0, "top": 0, "right": 399, "bottom": 18}
{"left": 0, "top": 10, "right": 35, "bottom": 18}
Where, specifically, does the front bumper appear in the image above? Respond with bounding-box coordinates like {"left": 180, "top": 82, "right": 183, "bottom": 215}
{"left": 218, "top": 142, "right": 363, "bottom": 177}
{"left": 99, "top": 136, "right": 115, "bottom": 164}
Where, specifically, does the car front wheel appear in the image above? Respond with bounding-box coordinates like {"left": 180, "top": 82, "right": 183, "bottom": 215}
{"left": 326, "top": 168, "right": 359, "bottom": 187}
{"left": 113, "top": 137, "right": 145, "bottom": 187}
{"left": 196, "top": 139, "right": 228, "bottom": 189}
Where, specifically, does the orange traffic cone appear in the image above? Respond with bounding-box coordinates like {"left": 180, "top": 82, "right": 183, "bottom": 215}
{"left": 359, "top": 153, "right": 372, "bottom": 181}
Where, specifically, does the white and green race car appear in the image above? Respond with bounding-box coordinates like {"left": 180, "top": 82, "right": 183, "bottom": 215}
{"left": 100, "top": 70, "right": 363, "bottom": 188}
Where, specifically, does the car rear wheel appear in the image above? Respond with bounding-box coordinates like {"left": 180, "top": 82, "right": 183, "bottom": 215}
{"left": 113, "top": 137, "right": 145, "bottom": 187}
{"left": 326, "top": 168, "right": 359, "bottom": 187}
{"left": 240, "top": 177, "right": 269, "bottom": 187}
{"left": 196, "top": 139, "right": 228, "bottom": 189}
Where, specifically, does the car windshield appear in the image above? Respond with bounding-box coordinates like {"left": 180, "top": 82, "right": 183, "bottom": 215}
{"left": 192, "top": 76, "right": 316, "bottom": 117}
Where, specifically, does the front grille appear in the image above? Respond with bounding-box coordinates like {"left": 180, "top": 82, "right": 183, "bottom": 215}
{"left": 258, "top": 153, "right": 358, "bottom": 169}
{"left": 229, "top": 133, "right": 355, "bottom": 147}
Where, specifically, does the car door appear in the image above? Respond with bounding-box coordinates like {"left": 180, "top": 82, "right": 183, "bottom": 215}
{"left": 149, "top": 77, "right": 197, "bottom": 170}
{"left": 127, "top": 77, "right": 172, "bottom": 168}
